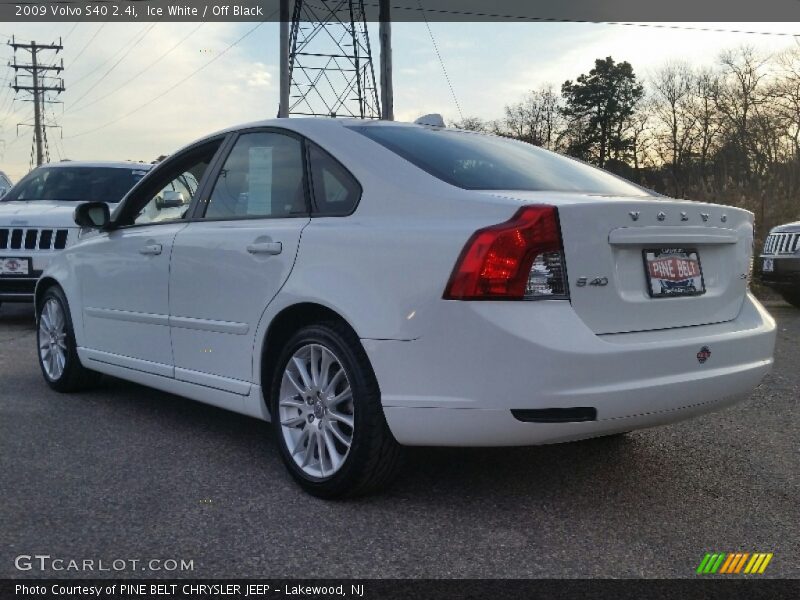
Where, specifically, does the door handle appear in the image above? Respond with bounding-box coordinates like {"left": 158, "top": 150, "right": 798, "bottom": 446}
{"left": 139, "top": 244, "right": 163, "bottom": 256}
{"left": 247, "top": 241, "right": 282, "bottom": 255}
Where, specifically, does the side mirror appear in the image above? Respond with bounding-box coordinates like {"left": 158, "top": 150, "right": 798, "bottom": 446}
{"left": 0, "top": 187, "right": 7, "bottom": 198}
{"left": 156, "top": 190, "right": 186, "bottom": 210}
{"left": 74, "top": 201, "right": 111, "bottom": 229}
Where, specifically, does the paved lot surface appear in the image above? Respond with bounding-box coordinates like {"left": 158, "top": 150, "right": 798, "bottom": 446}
{"left": 1, "top": 302, "right": 797, "bottom": 579}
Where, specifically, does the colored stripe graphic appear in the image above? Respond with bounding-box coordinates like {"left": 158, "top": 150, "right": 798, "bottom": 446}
{"left": 758, "top": 554, "right": 773, "bottom": 574}
{"left": 719, "top": 554, "right": 737, "bottom": 574}
{"left": 697, "top": 554, "right": 712, "bottom": 574}
{"left": 697, "top": 552, "right": 772, "bottom": 575}
{"left": 734, "top": 553, "right": 750, "bottom": 573}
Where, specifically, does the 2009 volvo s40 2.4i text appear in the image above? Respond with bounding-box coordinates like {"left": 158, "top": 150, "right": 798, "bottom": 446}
{"left": 35, "top": 119, "right": 776, "bottom": 497}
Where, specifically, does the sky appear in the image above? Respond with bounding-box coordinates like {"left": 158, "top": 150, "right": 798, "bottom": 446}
{"left": 0, "top": 20, "right": 798, "bottom": 181}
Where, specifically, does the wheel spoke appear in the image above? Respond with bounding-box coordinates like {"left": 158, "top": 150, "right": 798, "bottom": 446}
{"left": 316, "top": 430, "right": 327, "bottom": 477}
{"left": 301, "top": 431, "right": 316, "bottom": 468}
{"left": 309, "top": 346, "right": 320, "bottom": 387}
{"left": 324, "top": 368, "right": 345, "bottom": 395}
{"left": 279, "top": 395, "right": 305, "bottom": 409}
{"left": 322, "top": 428, "right": 342, "bottom": 470}
{"left": 284, "top": 370, "right": 306, "bottom": 395}
{"left": 52, "top": 305, "right": 64, "bottom": 330}
{"left": 328, "top": 421, "right": 351, "bottom": 448}
{"left": 49, "top": 351, "right": 57, "bottom": 378}
{"left": 291, "top": 428, "right": 310, "bottom": 457}
{"left": 329, "top": 386, "right": 352, "bottom": 407}
{"left": 318, "top": 350, "right": 333, "bottom": 391}
{"left": 280, "top": 414, "right": 306, "bottom": 428}
{"left": 40, "top": 310, "right": 51, "bottom": 332}
{"left": 328, "top": 410, "right": 354, "bottom": 429}
{"left": 292, "top": 356, "right": 313, "bottom": 390}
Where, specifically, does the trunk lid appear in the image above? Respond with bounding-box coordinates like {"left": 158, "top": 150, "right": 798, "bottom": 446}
{"left": 480, "top": 192, "right": 754, "bottom": 335}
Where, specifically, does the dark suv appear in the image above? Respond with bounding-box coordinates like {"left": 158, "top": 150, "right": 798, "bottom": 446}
{"left": 759, "top": 221, "right": 800, "bottom": 307}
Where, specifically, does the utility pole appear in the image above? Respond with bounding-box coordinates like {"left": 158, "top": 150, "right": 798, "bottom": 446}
{"left": 284, "top": 0, "right": 382, "bottom": 119}
{"left": 8, "top": 37, "right": 64, "bottom": 167}
{"left": 278, "top": 0, "right": 291, "bottom": 118}
{"left": 378, "top": 0, "right": 393, "bottom": 120}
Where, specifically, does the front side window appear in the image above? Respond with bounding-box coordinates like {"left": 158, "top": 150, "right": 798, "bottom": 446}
{"left": 350, "top": 125, "right": 652, "bottom": 196}
{"left": 132, "top": 144, "right": 219, "bottom": 226}
{"left": 3, "top": 166, "right": 148, "bottom": 203}
{"left": 204, "top": 132, "right": 307, "bottom": 220}
{"left": 308, "top": 144, "right": 361, "bottom": 216}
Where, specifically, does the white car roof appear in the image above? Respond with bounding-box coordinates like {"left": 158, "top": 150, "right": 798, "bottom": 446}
{"left": 195, "top": 117, "right": 413, "bottom": 142}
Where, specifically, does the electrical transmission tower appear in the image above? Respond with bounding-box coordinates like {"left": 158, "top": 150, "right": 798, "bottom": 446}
{"left": 285, "top": 0, "right": 381, "bottom": 119}
{"left": 8, "top": 37, "right": 65, "bottom": 167}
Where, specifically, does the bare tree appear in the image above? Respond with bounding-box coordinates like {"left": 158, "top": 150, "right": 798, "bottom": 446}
{"left": 715, "top": 46, "right": 772, "bottom": 183}
{"left": 650, "top": 61, "right": 697, "bottom": 194}
{"left": 451, "top": 116, "right": 488, "bottom": 132}
{"left": 502, "top": 86, "right": 562, "bottom": 149}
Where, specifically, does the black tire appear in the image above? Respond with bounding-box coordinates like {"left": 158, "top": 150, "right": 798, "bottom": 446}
{"left": 36, "top": 286, "right": 101, "bottom": 393}
{"left": 780, "top": 291, "right": 800, "bottom": 309}
{"left": 269, "top": 321, "right": 403, "bottom": 499}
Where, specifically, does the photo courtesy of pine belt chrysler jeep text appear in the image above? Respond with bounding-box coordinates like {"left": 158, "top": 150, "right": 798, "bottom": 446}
{"left": 33, "top": 119, "right": 776, "bottom": 497}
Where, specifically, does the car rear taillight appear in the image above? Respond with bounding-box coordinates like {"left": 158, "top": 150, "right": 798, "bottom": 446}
{"left": 443, "top": 205, "right": 568, "bottom": 301}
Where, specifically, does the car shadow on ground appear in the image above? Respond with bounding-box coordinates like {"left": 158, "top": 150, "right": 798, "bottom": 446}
{"left": 77, "top": 372, "right": 678, "bottom": 507}
{"left": 0, "top": 304, "right": 35, "bottom": 325}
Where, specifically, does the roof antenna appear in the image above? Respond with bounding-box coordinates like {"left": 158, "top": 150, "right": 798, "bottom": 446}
{"left": 414, "top": 113, "right": 446, "bottom": 127}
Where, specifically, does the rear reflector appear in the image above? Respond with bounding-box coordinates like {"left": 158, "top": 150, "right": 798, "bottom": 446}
{"left": 511, "top": 407, "right": 597, "bottom": 423}
{"left": 443, "top": 205, "right": 568, "bottom": 300}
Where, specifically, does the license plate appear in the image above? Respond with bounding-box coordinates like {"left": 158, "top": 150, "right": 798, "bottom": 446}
{"left": 763, "top": 258, "right": 774, "bottom": 272}
{"left": 0, "top": 257, "right": 31, "bottom": 276}
{"left": 643, "top": 248, "right": 705, "bottom": 298}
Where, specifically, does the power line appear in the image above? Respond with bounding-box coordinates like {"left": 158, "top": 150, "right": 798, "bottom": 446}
{"left": 417, "top": 0, "right": 463, "bottom": 121}
{"left": 65, "top": 22, "right": 158, "bottom": 113}
{"left": 68, "top": 22, "right": 154, "bottom": 90}
{"left": 367, "top": 4, "right": 800, "bottom": 37}
{"left": 62, "top": 22, "right": 80, "bottom": 43}
{"left": 66, "top": 19, "right": 271, "bottom": 140}
{"left": 45, "top": 102, "right": 65, "bottom": 160}
{"left": 68, "top": 23, "right": 106, "bottom": 68}
{"left": 67, "top": 22, "right": 204, "bottom": 115}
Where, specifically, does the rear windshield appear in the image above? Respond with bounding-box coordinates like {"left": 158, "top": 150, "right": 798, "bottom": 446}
{"left": 2, "top": 166, "right": 148, "bottom": 203}
{"left": 351, "top": 125, "right": 650, "bottom": 196}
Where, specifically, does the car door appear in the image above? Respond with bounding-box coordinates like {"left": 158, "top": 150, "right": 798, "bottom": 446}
{"left": 168, "top": 129, "right": 310, "bottom": 392}
{"left": 76, "top": 139, "right": 224, "bottom": 375}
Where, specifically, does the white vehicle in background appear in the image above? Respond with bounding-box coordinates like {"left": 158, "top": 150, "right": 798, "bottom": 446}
{"left": 0, "top": 161, "right": 151, "bottom": 309}
{"left": 35, "top": 119, "right": 776, "bottom": 497}
{"left": 0, "top": 171, "right": 12, "bottom": 198}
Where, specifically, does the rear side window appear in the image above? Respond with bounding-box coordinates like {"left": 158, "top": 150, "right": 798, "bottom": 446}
{"left": 204, "top": 132, "right": 307, "bottom": 220}
{"left": 350, "top": 125, "right": 650, "bottom": 196}
{"left": 307, "top": 144, "right": 361, "bottom": 216}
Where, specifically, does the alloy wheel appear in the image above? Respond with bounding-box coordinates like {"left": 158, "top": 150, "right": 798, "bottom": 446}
{"left": 39, "top": 298, "right": 67, "bottom": 380}
{"left": 278, "top": 343, "right": 354, "bottom": 479}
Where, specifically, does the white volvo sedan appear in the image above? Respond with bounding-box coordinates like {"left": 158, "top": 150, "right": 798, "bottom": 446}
{"left": 35, "top": 119, "right": 776, "bottom": 497}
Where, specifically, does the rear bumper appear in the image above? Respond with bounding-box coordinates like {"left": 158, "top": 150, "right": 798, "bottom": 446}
{"left": 363, "top": 294, "right": 775, "bottom": 446}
